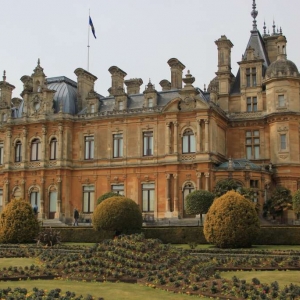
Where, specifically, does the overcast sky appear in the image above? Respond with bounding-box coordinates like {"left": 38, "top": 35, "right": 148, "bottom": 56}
{"left": 1, "top": 0, "right": 299, "bottom": 98}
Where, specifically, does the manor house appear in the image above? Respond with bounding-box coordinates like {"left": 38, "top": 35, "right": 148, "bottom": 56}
{"left": 0, "top": 1, "right": 298, "bottom": 222}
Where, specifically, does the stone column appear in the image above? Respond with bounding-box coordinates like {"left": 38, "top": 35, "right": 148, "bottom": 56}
{"left": 4, "top": 179, "right": 9, "bottom": 206}
{"left": 165, "top": 122, "right": 171, "bottom": 154}
{"left": 165, "top": 174, "right": 171, "bottom": 212}
{"left": 204, "top": 172, "right": 210, "bottom": 191}
{"left": 58, "top": 123, "right": 63, "bottom": 161}
{"left": 55, "top": 177, "right": 62, "bottom": 219}
{"left": 173, "top": 121, "right": 178, "bottom": 154}
{"left": 173, "top": 173, "right": 179, "bottom": 216}
{"left": 196, "top": 120, "right": 201, "bottom": 152}
{"left": 42, "top": 125, "right": 47, "bottom": 165}
{"left": 197, "top": 172, "right": 202, "bottom": 190}
{"left": 21, "top": 179, "right": 26, "bottom": 200}
{"left": 5, "top": 128, "right": 12, "bottom": 167}
{"left": 40, "top": 178, "right": 45, "bottom": 219}
{"left": 204, "top": 119, "right": 209, "bottom": 153}
{"left": 22, "top": 127, "right": 28, "bottom": 163}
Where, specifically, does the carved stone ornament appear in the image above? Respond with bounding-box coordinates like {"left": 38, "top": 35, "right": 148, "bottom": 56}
{"left": 278, "top": 154, "right": 288, "bottom": 159}
{"left": 178, "top": 97, "right": 196, "bottom": 111}
{"left": 31, "top": 95, "right": 43, "bottom": 113}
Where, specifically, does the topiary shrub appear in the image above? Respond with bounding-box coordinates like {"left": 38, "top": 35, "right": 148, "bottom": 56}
{"left": 185, "top": 190, "right": 215, "bottom": 224}
{"left": 96, "top": 191, "right": 122, "bottom": 205}
{"left": 0, "top": 199, "right": 40, "bottom": 243}
{"left": 203, "top": 190, "right": 260, "bottom": 248}
{"left": 92, "top": 196, "right": 143, "bottom": 233}
{"left": 293, "top": 189, "right": 300, "bottom": 219}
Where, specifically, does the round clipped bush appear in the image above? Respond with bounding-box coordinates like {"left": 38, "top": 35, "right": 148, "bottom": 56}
{"left": 0, "top": 199, "right": 40, "bottom": 243}
{"left": 204, "top": 190, "right": 260, "bottom": 248}
{"left": 96, "top": 191, "right": 122, "bottom": 205}
{"left": 92, "top": 196, "right": 143, "bottom": 233}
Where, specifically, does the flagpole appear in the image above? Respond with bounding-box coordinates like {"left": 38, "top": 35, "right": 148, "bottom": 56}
{"left": 87, "top": 9, "right": 90, "bottom": 71}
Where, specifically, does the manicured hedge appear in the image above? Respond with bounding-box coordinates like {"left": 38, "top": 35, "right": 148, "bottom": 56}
{"left": 56, "top": 226, "right": 300, "bottom": 245}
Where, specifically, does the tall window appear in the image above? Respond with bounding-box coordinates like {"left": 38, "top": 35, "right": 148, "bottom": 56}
{"left": 15, "top": 141, "right": 22, "bottom": 162}
{"left": 50, "top": 138, "right": 57, "bottom": 160}
{"left": 30, "top": 190, "right": 40, "bottom": 210}
{"left": 0, "top": 143, "right": 4, "bottom": 165}
{"left": 278, "top": 95, "right": 285, "bottom": 107}
{"left": 280, "top": 134, "right": 287, "bottom": 150}
{"left": 183, "top": 183, "right": 195, "bottom": 212}
{"left": 246, "top": 67, "right": 256, "bottom": 87}
{"left": 112, "top": 184, "right": 124, "bottom": 195}
{"left": 84, "top": 136, "right": 94, "bottom": 160}
{"left": 90, "top": 104, "right": 95, "bottom": 113}
{"left": 113, "top": 134, "right": 123, "bottom": 158}
{"left": 247, "top": 97, "right": 257, "bottom": 112}
{"left": 142, "top": 183, "right": 155, "bottom": 212}
{"left": 83, "top": 186, "right": 95, "bottom": 213}
{"left": 182, "top": 129, "right": 196, "bottom": 153}
{"left": 143, "top": 131, "right": 153, "bottom": 156}
{"left": 31, "top": 139, "right": 41, "bottom": 161}
{"left": 118, "top": 101, "right": 124, "bottom": 110}
{"left": 246, "top": 130, "right": 260, "bottom": 159}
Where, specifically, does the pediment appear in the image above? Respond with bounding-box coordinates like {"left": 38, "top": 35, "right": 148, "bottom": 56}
{"left": 162, "top": 96, "right": 210, "bottom": 113}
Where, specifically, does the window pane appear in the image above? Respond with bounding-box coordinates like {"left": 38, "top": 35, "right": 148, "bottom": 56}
{"left": 0, "top": 189, "right": 2, "bottom": 207}
{"left": 254, "top": 130, "right": 259, "bottom": 136}
{"left": 83, "top": 192, "right": 89, "bottom": 212}
{"left": 90, "top": 140, "right": 94, "bottom": 159}
{"left": 49, "top": 191, "right": 57, "bottom": 212}
{"left": 142, "top": 190, "right": 148, "bottom": 211}
{"left": 246, "top": 146, "right": 252, "bottom": 159}
{"left": 112, "top": 185, "right": 124, "bottom": 195}
{"left": 246, "top": 131, "right": 252, "bottom": 137}
{"left": 254, "top": 138, "right": 260, "bottom": 144}
{"left": 281, "top": 135, "right": 286, "bottom": 149}
{"left": 246, "top": 138, "right": 252, "bottom": 145}
{"left": 148, "top": 98, "right": 153, "bottom": 107}
{"left": 278, "top": 95, "right": 285, "bottom": 107}
{"left": 143, "top": 183, "right": 154, "bottom": 189}
{"left": 254, "top": 146, "right": 260, "bottom": 159}
{"left": 149, "top": 136, "right": 153, "bottom": 155}
{"left": 190, "top": 135, "right": 196, "bottom": 152}
{"left": 182, "top": 135, "right": 188, "bottom": 153}
{"left": 0, "top": 143, "right": 3, "bottom": 164}
{"left": 31, "top": 143, "right": 36, "bottom": 160}
{"left": 119, "top": 138, "right": 123, "bottom": 156}
{"left": 113, "top": 138, "right": 118, "bottom": 157}
{"left": 90, "top": 192, "right": 94, "bottom": 212}
{"left": 149, "top": 190, "right": 154, "bottom": 211}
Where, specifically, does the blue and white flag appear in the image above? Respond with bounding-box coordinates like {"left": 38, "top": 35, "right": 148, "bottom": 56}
{"left": 89, "top": 16, "right": 96, "bottom": 39}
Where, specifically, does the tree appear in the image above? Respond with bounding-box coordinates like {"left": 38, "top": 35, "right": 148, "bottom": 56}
{"left": 266, "top": 186, "right": 292, "bottom": 222}
{"left": 92, "top": 196, "right": 143, "bottom": 234}
{"left": 185, "top": 190, "right": 215, "bottom": 224}
{"left": 204, "top": 191, "right": 260, "bottom": 248}
{"left": 97, "top": 191, "right": 123, "bottom": 205}
{"left": 213, "top": 179, "right": 239, "bottom": 197}
{"left": 0, "top": 199, "right": 40, "bottom": 243}
{"left": 293, "top": 189, "right": 300, "bottom": 219}
{"left": 239, "top": 187, "right": 260, "bottom": 214}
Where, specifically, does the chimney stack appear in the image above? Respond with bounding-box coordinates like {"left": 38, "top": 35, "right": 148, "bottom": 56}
{"left": 167, "top": 58, "right": 185, "bottom": 89}
{"left": 124, "top": 78, "right": 143, "bottom": 95}
{"left": 108, "top": 66, "right": 127, "bottom": 96}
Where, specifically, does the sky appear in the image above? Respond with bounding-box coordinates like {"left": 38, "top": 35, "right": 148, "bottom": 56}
{"left": 1, "top": 0, "right": 300, "bottom": 98}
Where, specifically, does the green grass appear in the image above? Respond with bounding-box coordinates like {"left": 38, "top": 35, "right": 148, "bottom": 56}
{"left": 0, "top": 258, "right": 38, "bottom": 268}
{"left": 221, "top": 270, "right": 300, "bottom": 286}
{"left": 0, "top": 280, "right": 209, "bottom": 299}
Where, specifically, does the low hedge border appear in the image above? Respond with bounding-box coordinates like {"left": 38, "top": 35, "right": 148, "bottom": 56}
{"left": 56, "top": 226, "right": 300, "bottom": 245}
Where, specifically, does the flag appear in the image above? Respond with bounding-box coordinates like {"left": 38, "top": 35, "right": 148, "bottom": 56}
{"left": 89, "top": 16, "right": 96, "bottom": 39}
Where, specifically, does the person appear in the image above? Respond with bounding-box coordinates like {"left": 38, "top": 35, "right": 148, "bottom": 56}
{"left": 33, "top": 204, "right": 38, "bottom": 218}
{"left": 73, "top": 208, "right": 79, "bottom": 226}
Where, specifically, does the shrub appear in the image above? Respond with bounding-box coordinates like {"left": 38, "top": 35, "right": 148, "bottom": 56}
{"left": 36, "top": 227, "right": 61, "bottom": 246}
{"left": 213, "top": 179, "right": 239, "bottom": 197}
{"left": 96, "top": 191, "right": 122, "bottom": 205}
{"left": 185, "top": 190, "right": 215, "bottom": 224}
{"left": 0, "top": 199, "right": 40, "bottom": 243}
{"left": 92, "top": 196, "right": 143, "bottom": 233}
{"left": 203, "top": 191, "right": 260, "bottom": 248}
{"left": 292, "top": 189, "right": 300, "bottom": 219}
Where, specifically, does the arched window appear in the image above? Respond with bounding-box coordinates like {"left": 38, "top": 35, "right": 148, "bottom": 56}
{"left": 182, "top": 129, "right": 195, "bottom": 153}
{"left": 31, "top": 138, "right": 41, "bottom": 161}
{"left": 183, "top": 182, "right": 195, "bottom": 217}
{"left": 50, "top": 138, "right": 57, "bottom": 160}
{"left": 15, "top": 141, "right": 22, "bottom": 162}
{"left": 30, "top": 187, "right": 40, "bottom": 211}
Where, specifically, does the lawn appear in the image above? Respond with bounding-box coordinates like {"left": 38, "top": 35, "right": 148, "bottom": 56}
{"left": 0, "top": 258, "right": 38, "bottom": 268}
{"left": 0, "top": 280, "right": 209, "bottom": 300}
{"left": 221, "top": 270, "right": 300, "bottom": 286}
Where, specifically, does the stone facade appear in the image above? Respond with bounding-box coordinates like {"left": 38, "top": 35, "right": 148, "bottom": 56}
{"left": 0, "top": 1, "right": 298, "bottom": 222}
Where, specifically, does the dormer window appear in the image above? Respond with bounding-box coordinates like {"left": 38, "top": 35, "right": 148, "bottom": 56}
{"left": 278, "top": 95, "right": 285, "bottom": 107}
{"left": 148, "top": 98, "right": 153, "bottom": 108}
{"left": 118, "top": 101, "right": 124, "bottom": 110}
{"left": 247, "top": 97, "right": 257, "bottom": 112}
{"left": 90, "top": 104, "right": 95, "bottom": 113}
{"left": 246, "top": 67, "right": 256, "bottom": 87}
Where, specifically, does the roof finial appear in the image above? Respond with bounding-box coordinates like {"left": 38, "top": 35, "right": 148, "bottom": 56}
{"left": 251, "top": 0, "right": 258, "bottom": 31}
{"left": 3, "top": 70, "right": 6, "bottom": 82}
{"left": 272, "top": 20, "right": 276, "bottom": 35}
{"left": 204, "top": 84, "right": 206, "bottom": 92}
{"left": 280, "top": 27, "right": 282, "bottom": 35}
{"left": 37, "top": 58, "right": 40, "bottom": 66}
{"left": 263, "top": 21, "right": 266, "bottom": 35}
